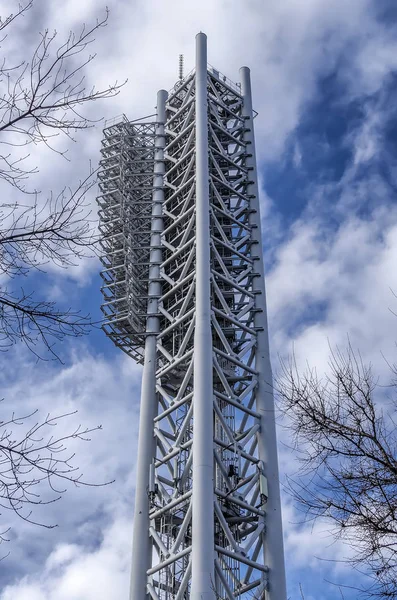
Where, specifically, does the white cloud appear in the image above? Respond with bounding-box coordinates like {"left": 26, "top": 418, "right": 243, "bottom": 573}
{"left": 0, "top": 346, "right": 142, "bottom": 587}
{"left": 0, "top": 516, "right": 131, "bottom": 600}
{"left": 1, "top": 0, "right": 396, "bottom": 598}
{"left": 1, "top": 0, "right": 395, "bottom": 288}
{"left": 268, "top": 199, "right": 397, "bottom": 374}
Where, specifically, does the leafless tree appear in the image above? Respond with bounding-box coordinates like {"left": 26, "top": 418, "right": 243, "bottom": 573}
{"left": 0, "top": 1, "right": 122, "bottom": 543}
{"left": 0, "top": 406, "right": 110, "bottom": 547}
{"left": 0, "top": 177, "right": 98, "bottom": 358}
{"left": 0, "top": 1, "right": 124, "bottom": 358}
{"left": 277, "top": 346, "right": 397, "bottom": 599}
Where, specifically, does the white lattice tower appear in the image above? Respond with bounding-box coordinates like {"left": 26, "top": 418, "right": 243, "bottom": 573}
{"left": 98, "top": 33, "right": 287, "bottom": 600}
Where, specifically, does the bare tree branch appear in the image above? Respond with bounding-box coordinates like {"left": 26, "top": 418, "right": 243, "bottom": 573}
{"left": 0, "top": 404, "right": 113, "bottom": 531}
{"left": 0, "top": 2, "right": 33, "bottom": 34}
{"left": 0, "top": 4, "right": 124, "bottom": 358}
{"left": 277, "top": 345, "right": 397, "bottom": 599}
{"left": 0, "top": 1, "right": 123, "bottom": 541}
{"left": 0, "top": 7, "right": 125, "bottom": 192}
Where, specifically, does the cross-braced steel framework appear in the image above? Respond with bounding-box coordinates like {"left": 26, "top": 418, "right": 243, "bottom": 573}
{"left": 98, "top": 33, "right": 287, "bottom": 600}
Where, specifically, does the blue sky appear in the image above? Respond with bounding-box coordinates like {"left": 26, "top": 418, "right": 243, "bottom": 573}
{"left": 1, "top": 0, "right": 397, "bottom": 598}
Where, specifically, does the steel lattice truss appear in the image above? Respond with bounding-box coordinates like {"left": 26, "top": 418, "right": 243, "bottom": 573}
{"left": 149, "top": 71, "right": 269, "bottom": 599}
{"left": 98, "top": 35, "right": 286, "bottom": 600}
{"left": 98, "top": 118, "right": 156, "bottom": 362}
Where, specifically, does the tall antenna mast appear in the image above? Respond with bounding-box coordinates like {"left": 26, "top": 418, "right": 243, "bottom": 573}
{"left": 98, "top": 32, "right": 287, "bottom": 600}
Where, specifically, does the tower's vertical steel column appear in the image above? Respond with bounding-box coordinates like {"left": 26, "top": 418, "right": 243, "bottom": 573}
{"left": 129, "top": 89, "right": 168, "bottom": 600}
{"left": 191, "top": 32, "right": 215, "bottom": 600}
{"left": 240, "top": 66, "right": 287, "bottom": 600}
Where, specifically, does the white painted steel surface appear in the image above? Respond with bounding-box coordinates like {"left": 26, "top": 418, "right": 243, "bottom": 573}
{"left": 98, "top": 34, "right": 286, "bottom": 600}
{"left": 129, "top": 90, "right": 167, "bottom": 600}
{"left": 191, "top": 33, "right": 216, "bottom": 600}
{"left": 240, "top": 66, "right": 287, "bottom": 600}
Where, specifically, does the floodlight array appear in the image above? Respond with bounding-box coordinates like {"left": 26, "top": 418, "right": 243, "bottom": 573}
{"left": 97, "top": 117, "right": 156, "bottom": 362}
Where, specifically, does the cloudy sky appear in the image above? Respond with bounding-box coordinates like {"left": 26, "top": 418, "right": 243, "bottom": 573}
{"left": 1, "top": 0, "right": 397, "bottom": 598}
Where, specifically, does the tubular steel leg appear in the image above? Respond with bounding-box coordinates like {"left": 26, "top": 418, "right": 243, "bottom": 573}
{"left": 240, "top": 66, "right": 287, "bottom": 600}
{"left": 129, "top": 89, "right": 168, "bottom": 600}
{"left": 191, "top": 32, "right": 216, "bottom": 600}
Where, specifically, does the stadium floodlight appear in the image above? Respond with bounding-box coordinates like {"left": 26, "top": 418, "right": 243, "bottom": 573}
{"left": 98, "top": 32, "right": 287, "bottom": 600}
